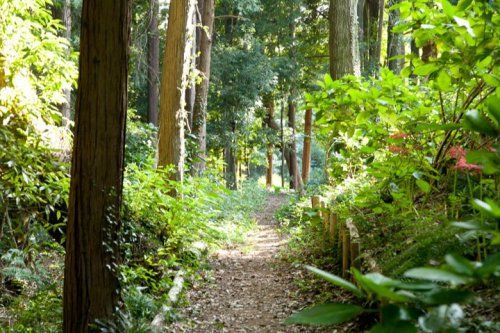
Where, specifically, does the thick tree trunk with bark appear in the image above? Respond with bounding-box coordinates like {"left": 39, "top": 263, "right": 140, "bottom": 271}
{"left": 52, "top": 0, "right": 72, "bottom": 126}
{"left": 301, "top": 108, "right": 312, "bottom": 184}
{"left": 329, "top": 0, "right": 361, "bottom": 79}
{"left": 386, "top": 0, "right": 405, "bottom": 74}
{"left": 192, "top": 0, "right": 215, "bottom": 174}
{"left": 148, "top": 0, "right": 160, "bottom": 126}
{"left": 158, "top": 0, "right": 196, "bottom": 181}
{"left": 63, "top": 1, "right": 131, "bottom": 331}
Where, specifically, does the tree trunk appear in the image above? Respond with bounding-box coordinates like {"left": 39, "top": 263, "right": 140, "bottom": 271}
{"left": 224, "top": 121, "right": 237, "bottom": 190}
{"left": 360, "top": 0, "right": 383, "bottom": 76}
{"left": 148, "top": 0, "right": 160, "bottom": 126}
{"left": 185, "top": 5, "right": 198, "bottom": 130}
{"left": 192, "top": 0, "right": 215, "bottom": 174}
{"left": 264, "top": 96, "right": 275, "bottom": 188}
{"left": 287, "top": 99, "right": 303, "bottom": 191}
{"left": 157, "top": 0, "right": 196, "bottom": 181}
{"left": 329, "top": 0, "right": 361, "bottom": 79}
{"left": 266, "top": 144, "right": 273, "bottom": 188}
{"left": 387, "top": 0, "right": 405, "bottom": 74}
{"left": 63, "top": 1, "right": 130, "bottom": 331}
{"left": 301, "top": 108, "right": 312, "bottom": 184}
{"left": 52, "top": 0, "right": 72, "bottom": 126}
{"left": 421, "top": 40, "right": 437, "bottom": 63}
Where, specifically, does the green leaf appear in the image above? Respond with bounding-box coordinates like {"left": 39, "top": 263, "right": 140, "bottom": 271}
{"left": 472, "top": 199, "right": 500, "bottom": 218}
{"left": 306, "top": 266, "right": 363, "bottom": 297}
{"left": 453, "top": 16, "right": 475, "bottom": 37}
{"left": 416, "top": 179, "right": 431, "bottom": 193}
{"left": 413, "top": 63, "right": 439, "bottom": 76}
{"left": 285, "top": 303, "right": 364, "bottom": 325}
{"left": 421, "top": 289, "right": 473, "bottom": 305}
{"left": 445, "top": 254, "right": 474, "bottom": 276}
{"left": 451, "top": 220, "right": 492, "bottom": 231}
{"left": 353, "top": 269, "right": 409, "bottom": 302}
{"left": 436, "top": 70, "right": 452, "bottom": 91}
{"left": 476, "top": 252, "right": 500, "bottom": 278}
{"left": 464, "top": 109, "right": 498, "bottom": 136}
{"left": 486, "top": 95, "right": 500, "bottom": 126}
{"left": 441, "top": 0, "right": 456, "bottom": 17}
{"left": 404, "top": 268, "right": 469, "bottom": 285}
{"left": 370, "top": 321, "right": 417, "bottom": 333}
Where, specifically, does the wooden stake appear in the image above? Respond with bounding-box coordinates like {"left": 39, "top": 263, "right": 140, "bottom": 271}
{"left": 342, "top": 225, "right": 350, "bottom": 276}
{"left": 311, "top": 195, "right": 320, "bottom": 208}
{"left": 329, "top": 213, "right": 337, "bottom": 241}
{"left": 350, "top": 241, "right": 360, "bottom": 270}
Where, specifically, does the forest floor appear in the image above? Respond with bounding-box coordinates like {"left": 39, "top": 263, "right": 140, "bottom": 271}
{"left": 170, "top": 194, "right": 329, "bottom": 333}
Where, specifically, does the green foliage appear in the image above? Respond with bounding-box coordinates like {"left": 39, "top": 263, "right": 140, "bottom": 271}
{"left": 0, "top": 0, "right": 76, "bottom": 251}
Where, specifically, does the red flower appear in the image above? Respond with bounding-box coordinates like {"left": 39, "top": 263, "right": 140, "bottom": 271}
{"left": 388, "top": 145, "right": 408, "bottom": 154}
{"left": 389, "top": 132, "right": 408, "bottom": 140}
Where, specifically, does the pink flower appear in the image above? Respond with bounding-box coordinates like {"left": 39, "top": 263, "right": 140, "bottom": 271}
{"left": 454, "top": 156, "right": 482, "bottom": 172}
{"left": 448, "top": 146, "right": 466, "bottom": 159}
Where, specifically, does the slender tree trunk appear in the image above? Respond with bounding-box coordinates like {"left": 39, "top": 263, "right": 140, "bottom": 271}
{"left": 52, "top": 0, "right": 72, "bottom": 126}
{"left": 224, "top": 120, "right": 237, "bottom": 189}
{"left": 185, "top": 5, "right": 198, "bottom": 130}
{"left": 280, "top": 100, "right": 285, "bottom": 188}
{"left": 158, "top": 0, "right": 196, "bottom": 181}
{"left": 63, "top": 1, "right": 130, "bottom": 331}
{"left": 266, "top": 144, "right": 273, "bottom": 188}
{"left": 360, "top": 0, "right": 383, "bottom": 76}
{"left": 387, "top": 0, "right": 405, "bottom": 74}
{"left": 287, "top": 99, "right": 303, "bottom": 191}
{"left": 264, "top": 95, "right": 275, "bottom": 188}
{"left": 148, "top": 0, "right": 160, "bottom": 126}
{"left": 192, "top": 0, "right": 215, "bottom": 174}
{"left": 301, "top": 108, "right": 312, "bottom": 184}
{"left": 329, "top": 0, "right": 361, "bottom": 79}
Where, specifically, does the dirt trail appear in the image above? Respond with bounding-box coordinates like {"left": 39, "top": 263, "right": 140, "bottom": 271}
{"left": 172, "top": 194, "right": 327, "bottom": 333}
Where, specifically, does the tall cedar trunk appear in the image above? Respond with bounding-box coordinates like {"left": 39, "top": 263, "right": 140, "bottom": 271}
{"left": 158, "top": 0, "right": 196, "bottom": 181}
{"left": 287, "top": 100, "right": 303, "bottom": 191}
{"left": 329, "top": 0, "right": 361, "bottom": 79}
{"left": 301, "top": 108, "right": 312, "bottom": 184}
{"left": 63, "top": 1, "right": 130, "bottom": 331}
{"left": 52, "top": 0, "right": 72, "bottom": 126}
{"left": 147, "top": 0, "right": 160, "bottom": 126}
{"left": 192, "top": 0, "right": 214, "bottom": 174}
{"left": 224, "top": 121, "right": 237, "bottom": 189}
{"left": 387, "top": 0, "right": 405, "bottom": 74}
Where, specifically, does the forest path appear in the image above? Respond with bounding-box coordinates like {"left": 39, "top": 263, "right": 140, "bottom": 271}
{"left": 172, "top": 194, "right": 327, "bottom": 333}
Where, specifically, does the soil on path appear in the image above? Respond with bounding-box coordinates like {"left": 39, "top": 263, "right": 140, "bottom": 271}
{"left": 172, "top": 194, "right": 328, "bottom": 333}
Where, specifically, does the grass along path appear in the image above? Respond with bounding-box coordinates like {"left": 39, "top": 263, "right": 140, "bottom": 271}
{"left": 171, "top": 194, "right": 328, "bottom": 333}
